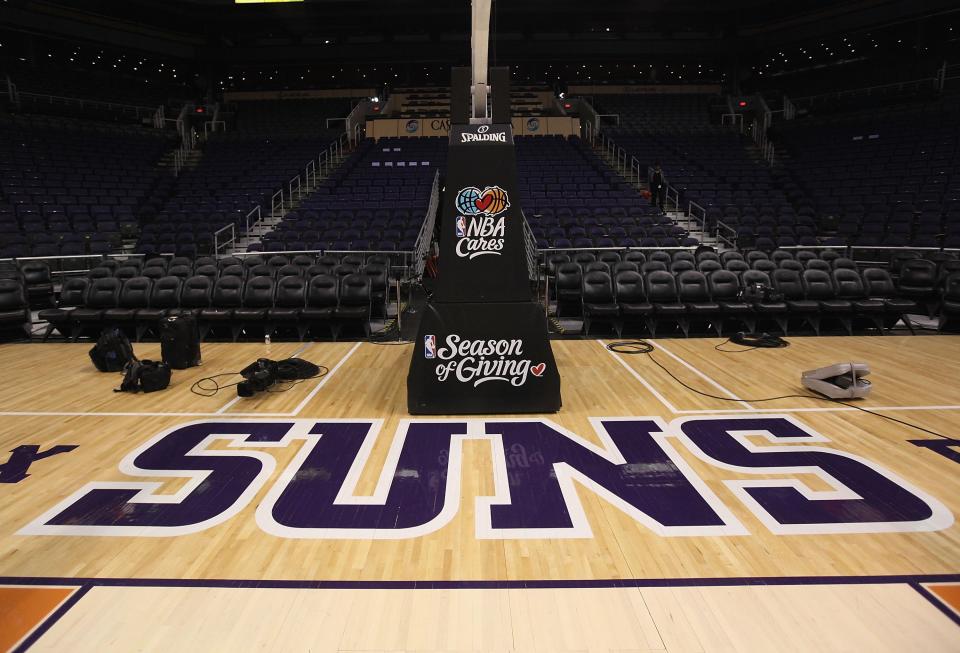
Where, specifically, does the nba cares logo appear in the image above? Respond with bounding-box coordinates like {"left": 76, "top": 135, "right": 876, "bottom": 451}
{"left": 455, "top": 186, "right": 510, "bottom": 217}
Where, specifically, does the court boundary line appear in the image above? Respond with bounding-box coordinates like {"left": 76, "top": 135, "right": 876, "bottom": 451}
{"left": 596, "top": 340, "right": 960, "bottom": 415}
{"left": 0, "top": 339, "right": 958, "bottom": 417}
{"left": 650, "top": 340, "right": 756, "bottom": 410}
{"left": 2, "top": 573, "right": 958, "bottom": 591}
{"left": 9, "top": 585, "right": 91, "bottom": 653}
{"left": 598, "top": 340, "right": 679, "bottom": 413}
{"left": 912, "top": 582, "right": 960, "bottom": 628}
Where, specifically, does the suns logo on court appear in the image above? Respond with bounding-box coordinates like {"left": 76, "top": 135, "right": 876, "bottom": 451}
{"left": 19, "top": 416, "right": 953, "bottom": 540}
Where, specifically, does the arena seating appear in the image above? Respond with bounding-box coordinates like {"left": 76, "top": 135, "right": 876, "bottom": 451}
{"left": 0, "top": 116, "right": 176, "bottom": 259}
{"left": 34, "top": 253, "right": 389, "bottom": 342}
{"left": 390, "top": 85, "right": 554, "bottom": 118}
{"left": 256, "top": 136, "right": 444, "bottom": 252}
{"left": 136, "top": 131, "right": 340, "bottom": 257}
{"left": 519, "top": 135, "right": 693, "bottom": 249}
{"left": 774, "top": 95, "right": 960, "bottom": 248}
{"left": 6, "top": 64, "right": 190, "bottom": 124}
{"left": 596, "top": 92, "right": 812, "bottom": 248}
{"left": 546, "top": 247, "right": 958, "bottom": 336}
{"left": 232, "top": 99, "right": 358, "bottom": 134}
{"left": 593, "top": 93, "right": 720, "bottom": 133}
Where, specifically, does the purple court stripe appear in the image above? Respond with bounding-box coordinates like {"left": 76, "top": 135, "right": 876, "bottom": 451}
{"left": 11, "top": 585, "right": 92, "bottom": 653}
{"left": 910, "top": 582, "right": 960, "bottom": 629}
{"left": 1, "top": 574, "right": 959, "bottom": 591}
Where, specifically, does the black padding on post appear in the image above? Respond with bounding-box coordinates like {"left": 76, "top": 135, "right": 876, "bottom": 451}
{"left": 450, "top": 66, "right": 471, "bottom": 125}
{"left": 490, "top": 66, "right": 511, "bottom": 124}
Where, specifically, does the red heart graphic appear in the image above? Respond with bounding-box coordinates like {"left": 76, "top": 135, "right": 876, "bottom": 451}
{"left": 531, "top": 363, "right": 546, "bottom": 377}
{"left": 475, "top": 194, "right": 494, "bottom": 213}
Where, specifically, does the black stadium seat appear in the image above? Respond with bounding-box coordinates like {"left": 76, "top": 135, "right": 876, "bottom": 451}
{"left": 832, "top": 268, "right": 884, "bottom": 333}
{"left": 805, "top": 259, "right": 831, "bottom": 273}
{"left": 103, "top": 277, "right": 153, "bottom": 338}
{"left": 555, "top": 263, "right": 582, "bottom": 317}
{"left": 646, "top": 270, "right": 687, "bottom": 337}
{"left": 302, "top": 275, "right": 338, "bottom": 339}
{"left": 38, "top": 277, "right": 89, "bottom": 341}
{"left": 898, "top": 259, "right": 939, "bottom": 315}
{"left": 940, "top": 272, "right": 960, "bottom": 331}
{"left": 585, "top": 261, "right": 611, "bottom": 275}
{"left": 20, "top": 262, "right": 54, "bottom": 308}
{"left": 861, "top": 268, "right": 919, "bottom": 334}
{"left": 177, "top": 275, "right": 214, "bottom": 319}
{"left": 725, "top": 259, "right": 749, "bottom": 275}
{"left": 0, "top": 280, "right": 30, "bottom": 338}
{"left": 581, "top": 270, "right": 619, "bottom": 335}
{"left": 802, "top": 269, "right": 852, "bottom": 335}
{"left": 363, "top": 264, "right": 389, "bottom": 318}
{"left": 116, "top": 265, "right": 140, "bottom": 281}
{"left": 269, "top": 276, "right": 308, "bottom": 341}
{"left": 614, "top": 271, "right": 653, "bottom": 335}
{"left": 136, "top": 276, "right": 183, "bottom": 340}
{"left": 698, "top": 260, "right": 722, "bottom": 275}
{"left": 678, "top": 270, "right": 720, "bottom": 335}
{"left": 200, "top": 276, "right": 244, "bottom": 341}
{"left": 708, "top": 270, "right": 755, "bottom": 334}
{"left": 336, "top": 274, "right": 372, "bottom": 337}
{"left": 613, "top": 261, "right": 639, "bottom": 275}
{"left": 234, "top": 276, "right": 275, "bottom": 338}
{"left": 72, "top": 277, "right": 123, "bottom": 340}
{"left": 745, "top": 269, "right": 788, "bottom": 334}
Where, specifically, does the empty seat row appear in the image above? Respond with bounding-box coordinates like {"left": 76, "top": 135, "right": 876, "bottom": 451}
{"left": 557, "top": 267, "right": 933, "bottom": 337}
{"left": 38, "top": 274, "right": 380, "bottom": 343}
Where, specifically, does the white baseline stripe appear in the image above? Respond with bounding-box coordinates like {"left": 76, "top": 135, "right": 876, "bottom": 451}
{"left": 673, "top": 404, "right": 960, "bottom": 414}
{"left": 1, "top": 404, "right": 957, "bottom": 418}
{"left": 0, "top": 411, "right": 293, "bottom": 417}
{"left": 289, "top": 341, "right": 362, "bottom": 416}
{"left": 598, "top": 339, "right": 679, "bottom": 413}
{"left": 651, "top": 340, "right": 755, "bottom": 411}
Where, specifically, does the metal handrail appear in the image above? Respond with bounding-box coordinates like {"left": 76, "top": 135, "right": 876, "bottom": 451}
{"left": 791, "top": 76, "right": 938, "bottom": 106}
{"left": 721, "top": 113, "right": 744, "bottom": 133}
{"left": 202, "top": 120, "right": 226, "bottom": 138}
{"left": 410, "top": 171, "right": 440, "bottom": 280}
{"left": 213, "top": 223, "right": 235, "bottom": 255}
{"left": 687, "top": 201, "right": 707, "bottom": 233}
{"left": 15, "top": 90, "right": 158, "bottom": 117}
{"left": 244, "top": 205, "right": 261, "bottom": 241}
{"left": 271, "top": 189, "right": 285, "bottom": 220}
{"left": 289, "top": 175, "right": 302, "bottom": 204}
{"left": 715, "top": 220, "right": 737, "bottom": 248}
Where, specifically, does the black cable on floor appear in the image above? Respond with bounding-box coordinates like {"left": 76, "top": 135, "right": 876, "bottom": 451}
{"left": 605, "top": 340, "right": 954, "bottom": 441}
{"left": 715, "top": 332, "right": 790, "bottom": 352}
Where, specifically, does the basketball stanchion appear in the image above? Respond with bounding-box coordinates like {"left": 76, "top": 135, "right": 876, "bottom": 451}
{"left": 406, "top": 65, "right": 561, "bottom": 414}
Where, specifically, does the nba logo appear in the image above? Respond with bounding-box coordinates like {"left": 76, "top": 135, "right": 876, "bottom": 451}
{"left": 455, "top": 216, "right": 466, "bottom": 237}
{"left": 424, "top": 335, "right": 436, "bottom": 359}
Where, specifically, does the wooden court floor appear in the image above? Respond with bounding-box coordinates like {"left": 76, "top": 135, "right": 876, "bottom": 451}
{"left": 0, "top": 336, "right": 958, "bottom": 651}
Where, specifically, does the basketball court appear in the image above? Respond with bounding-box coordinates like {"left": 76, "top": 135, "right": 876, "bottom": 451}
{"left": 1, "top": 336, "right": 958, "bottom": 651}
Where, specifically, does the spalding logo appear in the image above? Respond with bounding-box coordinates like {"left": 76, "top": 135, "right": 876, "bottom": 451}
{"left": 461, "top": 125, "right": 507, "bottom": 143}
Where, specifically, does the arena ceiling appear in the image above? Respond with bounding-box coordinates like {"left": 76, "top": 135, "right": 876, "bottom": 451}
{"left": 1, "top": 0, "right": 956, "bottom": 66}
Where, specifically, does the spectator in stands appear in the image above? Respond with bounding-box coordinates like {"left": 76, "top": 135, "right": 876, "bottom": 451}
{"left": 650, "top": 163, "right": 666, "bottom": 214}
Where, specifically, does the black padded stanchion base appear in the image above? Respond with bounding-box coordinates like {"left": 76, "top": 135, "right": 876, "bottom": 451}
{"left": 408, "top": 302, "right": 561, "bottom": 414}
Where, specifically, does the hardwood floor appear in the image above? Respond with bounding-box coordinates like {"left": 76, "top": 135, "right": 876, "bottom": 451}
{"left": 0, "top": 336, "right": 958, "bottom": 651}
